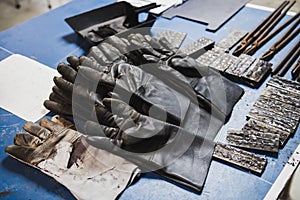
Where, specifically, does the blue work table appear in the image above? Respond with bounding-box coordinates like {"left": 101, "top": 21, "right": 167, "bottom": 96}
{"left": 0, "top": 0, "right": 299, "bottom": 199}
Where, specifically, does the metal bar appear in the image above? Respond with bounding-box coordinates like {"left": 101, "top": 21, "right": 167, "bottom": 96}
{"left": 278, "top": 46, "right": 300, "bottom": 76}
{"left": 232, "top": 0, "right": 289, "bottom": 56}
{"left": 271, "top": 39, "right": 300, "bottom": 74}
{"left": 213, "top": 143, "right": 267, "bottom": 174}
{"left": 291, "top": 58, "right": 300, "bottom": 80}
{"left": 244, "top": 2, "right": 297, "bottom": 55}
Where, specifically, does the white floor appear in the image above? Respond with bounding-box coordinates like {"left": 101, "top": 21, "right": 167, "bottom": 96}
{"left": 0, "top": 0, "right": 299, "bottom": 32}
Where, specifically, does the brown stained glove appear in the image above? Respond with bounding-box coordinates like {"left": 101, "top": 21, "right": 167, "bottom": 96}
{"left": 5, "top": 117, "right": 140, "bottom": 200}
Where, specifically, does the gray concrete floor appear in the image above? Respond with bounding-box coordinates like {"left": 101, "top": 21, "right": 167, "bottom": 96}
{"left": 0, "top": 0, "right": 299, "bottom": 32}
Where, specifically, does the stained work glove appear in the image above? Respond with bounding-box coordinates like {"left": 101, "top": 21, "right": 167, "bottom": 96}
{"left": 5, "top": 116, "right": 140, "bottom": 200}
{"left": 83, "top": 98, "right": 216, "bottom": 192}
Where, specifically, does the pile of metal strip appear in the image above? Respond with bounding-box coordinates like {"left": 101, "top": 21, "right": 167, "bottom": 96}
{"left": 215, "top": 76, "right": 300, "bottom": 175}
{"left": 226, "top": 76, "right": 300, "bottom": 153}
{"left": 194, "top": 30, "right": 273, "bottom": 88}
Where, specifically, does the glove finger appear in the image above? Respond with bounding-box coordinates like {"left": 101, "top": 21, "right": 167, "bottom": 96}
{"left": 106, "top": 35, "right": 129, "bottom": 54}
{"left": 49, "top": 92, "right": 71, "bottom": 106}
{"left": 52, "top": 86, "right": 72, "bottom": 103}
{"left": 79, "top": 56, "right": 104, "bottom": 72}
{"left": 14, "top": 132, "right": 42, "bottom": 147}
{"left": 57, "top": 62, "right": 77, "bottom": 83}
{"left": 103, "top": 98, "right": 140, "bottom": 122}
{"left": 44, "top": 100, "right": 72, "bottom": 116}
{"left": 88, "top": 46, "right": 110, "bottom": 65}
{"left": 5, "top": 145, "right": 35, "bottom": 163}
{"left": 39, "top": 118, "right": 65, "bottom": 133}
{"left": 78, "top": 66, "right": 115, "bottom": 89}
{"left": 23, "top": 121, "right": 52, "bottom": 140}
{"left": 98, "top": 42, "right": 125, "bottom": 62}
{"left": 51, "top": 115, "right": 75, "bottom": 129}
{"left": 66, "top": 55, "right": 80, "bottom": 71}
{"left": 95, "top": 105, "right": 121, "bottom": 127}
{"left": 53, "top": 77, "right": 73, "bottom": 95}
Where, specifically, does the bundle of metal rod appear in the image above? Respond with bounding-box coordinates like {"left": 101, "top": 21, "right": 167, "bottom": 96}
{"left": 261, "top": 22, "right": 300, "bottom": 61}
{"left": 272, "top": 39, "right": 300, "bottom": 75}
{"left": 233, "top": 0, "right": 292, "bottom": 56}
{"left": 291, "top": 58, "right": 300, "bottom": 80}
{"left": 244, "top": 2, "right": 298, "bottom": 56}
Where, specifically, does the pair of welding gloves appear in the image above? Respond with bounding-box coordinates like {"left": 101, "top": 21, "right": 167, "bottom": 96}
{"left": 6, "top": 33, "right": 244, "bottom": 194}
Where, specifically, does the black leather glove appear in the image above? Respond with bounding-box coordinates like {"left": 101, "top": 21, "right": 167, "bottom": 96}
{"left": 95, "top": 34, "right": 244, "bottom": 118}
{"left": 83, "top": 98, "right": 216, "bottom": 192}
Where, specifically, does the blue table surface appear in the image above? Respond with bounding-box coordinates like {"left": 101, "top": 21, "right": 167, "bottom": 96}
{"left": 0, "top": 0, "right": 299, "bottom": 199}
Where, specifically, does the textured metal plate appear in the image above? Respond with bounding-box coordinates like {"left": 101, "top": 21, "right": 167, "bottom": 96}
{"left": 267, "top": 76, "right": 300, "bottom": 95}
{"left": 210, "top": 53, "right": 238, "bottom": 72}
{"left": 226, "top": 54, "right": 255, "bottom": 76}
{"left": 213, "top": 143, "right": 267, "bottom": 174}
{"left": 243, "top": 119, "right": 290, "bottom": 147}
{"left": 247, "top": 107, "right": 298, "bottom": 134}
{"left": 226, "top": 129, "right": 280, "bottom": 153}
{"left": 242, "top": 59, "right": 272, "bottom": 85}
{"left": 196, "top": 50, "right": 221, "bottom": 66}
{"left": 179, "top": 37, "right": 215, "bottom": 58}
{"left": 255, "top": 96, "right": 300, "bottom": 121}
{"left": 157, "top": 30, "right": 187, "bottom": 49}
{"left": 262, "top": 86, "right": 300, "bottom": 108}
{"left": 216, "top": 29, "right": 248, "bottom": 50}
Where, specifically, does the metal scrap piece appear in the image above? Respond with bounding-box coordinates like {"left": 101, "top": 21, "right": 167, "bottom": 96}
{"left": 262, "top": 86, "right": 300, "bottom": 108}
{"left": 243, "top": 119, "right": 290, "bottom": 146}
{"left": 255, "top": 96, "right": 300, "bottom": 121}
{"left": 211, "top": 46, "right": 228, "bottom": 54}
{"left": 216, "top": 29, "right": 248, "bottom": 50}
{"left": 213, "top": 143, "right": 267, "bottom": 174}
{"left": 267, "top": 76, "right": 300, "bottom": 95}
{"left": 180, "top": 37, "right": 215, "bottom": 58}
{"left": 247, "top": 107, "right": 298, "bottom": 134}
{"left": 210, "top": 53, "right": 238, "bottom": 71}
{"left": 226, "top": 129, "right": 280, "bottom": 153}
{"left": 157, "top": 30, "right": 187, "bottom": 49}
{"left": 226, "top": 54, "right": 256, "bottom": 76}
{"left": 242, "top": 59, "right": 272, "bottom": 85}
{"left": 196, "top": 50, "right": 221, "bottom": 66}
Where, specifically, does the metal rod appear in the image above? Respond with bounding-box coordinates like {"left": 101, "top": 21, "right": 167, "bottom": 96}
{"left": 232, "top": 1, "right": 289, "bottom": 56}
{"left": 278, "top": 47, "right": 300, "bottom": 77}
{"left": 244, "top": 1, "right": 297, "bottom": 55}
{"left": 291, "top": 58, "right": 300, "bottom": 80}
{"left": 272, "top": 39, "right": 300, "bottom": 75}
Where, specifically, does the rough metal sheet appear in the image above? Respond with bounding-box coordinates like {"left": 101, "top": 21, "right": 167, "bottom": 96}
{"left": 213, "top": 143, "right": 267, "bottom": 174}
{"left": 210, "top": 53, "right": 238, "bottom": 72}
{"left": 216, "top": 29, "right": 248, "bottom": 50}
{"left": 267, "top": 76, "right": 300, "bottom": 95}
{"left": 226, "top": 129, "right": 280, "bottom": 153}
{"left": 243, "top": 119, "right": 290, "bottom": 147}
{"left": 179, "top": 37, "right": 214, "bottom": 58}
{"left": 242, "top": 59, "right": 272, "bottom": 85}
{"left": 162, "top": 0, "right": 249, "bottom": 31}
{"left": 196, "top": 50, "right": 221, "bottom": 66}
{"left": 255, "top": 96, "right": 300, "bottom": 121}
{"left": 247, "top": 107, "right": 298, "bottom": 134}
{"left": 156, "top": 30, "right": 187, "bottom": 49}
{"left": 226, "top": 54, "right": 255, "bottom": 76}
{"left": 262, "top": 86, "right": 300, "bottom": 108}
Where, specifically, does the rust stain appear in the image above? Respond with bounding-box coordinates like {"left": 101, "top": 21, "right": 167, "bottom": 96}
{"left": 0, "top": 190, "right": 14, "bottom": 197}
